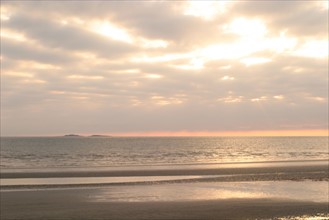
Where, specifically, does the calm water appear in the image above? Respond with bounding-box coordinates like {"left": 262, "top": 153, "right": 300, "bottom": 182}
{"left": 1, "top": 136, "right": 328, "bottom": 169}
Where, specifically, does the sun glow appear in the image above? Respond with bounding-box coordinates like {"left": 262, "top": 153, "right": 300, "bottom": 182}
{"left": 241, "top": 57, "right": 271, "bottom": 66}
{"left": 2, "top": 1, "right": 327, "bottom": 137}
{"left": 144, "top": 74, "right": 163, "bottom": 79}
{"left": 110, "top": 130, "right": 329, "bottom": 137}
{"left": 0, "top": 6, "right": 11, "bottom": 21}
{"left": 270, "top": 31, "right": 298, "bottom": 53}
{"left": 273, "top": 95, "right": 284, "bottom": 100}
{"left": 90, "top": 21, "right": 133, "bottom": 43}
{"left": 3, "top": 71, "right": 34, "bottom": 78}
{"left": 151, "top": 95, "right": 184, "bottom": 106}
{"left": 251, "top": 96, "right": 267, "bottom": 102}
{"left": 1, "top": 29, "right": 27, "bottom": 42}
{"left": 0, "top": 13, "right": 10, "bottom": 21}
{"left": 18, "top": 61, "right": 61, "bottom": 70}
{"left": 171, "top": 58, "right": 205, "bottom": 70}
{"left": 67, "top": 75, "right": 104, "bottom": 80}
{"left": 183, "top": 1, "right": 229, "bottom": 20}
{"left": 217, "top": 95, "right": 244, "bottom": 103}
{"left": 141, "top": 39, "right": 169, "bottom": 48}
{"left": 224, "top": 18, "right": 267, "bottom": 39}
{"left": 131, "top": 53, "right": 188, "bottom": 63}
{"left": 292, "top": 40, "right": 328, "bottom": 58}
{"left": 221, "top": 76, "right": 235, "bottom": 81}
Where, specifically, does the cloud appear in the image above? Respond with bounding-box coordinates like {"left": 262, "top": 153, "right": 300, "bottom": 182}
{"left": 1, "top": 37, "right": 73, "bottom": 64}
{"left": 2, "top": 1, "right": 234, "bottom": 50}
{"left": 230, "top": 1, "right": 328, "bottom": 38}
{"left": 1, "top": 1, "right": 328, "bottom": 136}
{"left": 2, "top": 14, "right": 137, "bottom": 58}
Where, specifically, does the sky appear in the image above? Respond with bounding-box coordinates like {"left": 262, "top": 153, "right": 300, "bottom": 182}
{"left": 1, "top": 1, "right": 328, "bottom": 136}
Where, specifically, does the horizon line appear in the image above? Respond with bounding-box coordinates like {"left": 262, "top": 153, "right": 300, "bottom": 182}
{"left": 1, "top": 129, "right": 328, "bottom": 137}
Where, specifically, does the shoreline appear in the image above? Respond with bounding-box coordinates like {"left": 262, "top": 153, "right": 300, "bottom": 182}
{"left": 1, "top": 162, "right": 328, "bottom": 179}
{"left": 1, "top": 171, "right": 328, "bottom": 190}
{"left": 1, "top": 162, "right": 328, "bottom": 192}
{"left": 2, "top": 158, "right": 327, "bottom": 170}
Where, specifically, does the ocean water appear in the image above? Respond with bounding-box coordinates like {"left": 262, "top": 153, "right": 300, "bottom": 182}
{"left": 1, "top": 136, "right": 328, "bottom": 169}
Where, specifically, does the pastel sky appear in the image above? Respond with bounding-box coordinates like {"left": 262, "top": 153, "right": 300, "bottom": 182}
{"left": 1, "top": 1, "right": 328, "bottom": 136}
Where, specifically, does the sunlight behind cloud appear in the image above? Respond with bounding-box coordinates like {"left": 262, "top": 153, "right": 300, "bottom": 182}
{"left": 183, "top": 1, "right": 229, "bottom": 20}
{"left": 316, "top": 1, "right": 329, "bottom": 10}
{"left": 131, "top": 53, "right": 188, "bottom": 63}
{"left": 0, "top": 6, "right": 11, "bottom": 21}
{"left": 240, "top": 57, "right": 271, "bottom": 66}
{"left": 1, "top": 29, "right": 27, "bottom": 42}
{"left": 74, "top": 52, "right": 97, "bottom": 59}
{"left": 273, "top": 95, "right": 284, "bottom": 100}
{"left": 221, "top": 76, "right": 235, "bottom": 81}
{"left": 90, "top": 21, "right": 133, "bottom": 43}
{"left": 67, "top": 75, "right": 104, "bottom": 80}
{"left": 224, "top": 18, "right": 267, "bottom": 39}
{"left": 268, "top": 32, "right": 298, "bottom": 53}
{"left": 141, "top": 39, "right": 169, "bottom": 48}
{"left": 199, "top": 43, "right": 256, "bottom": 60}
{"left": 0, "top": 13, "right": 10, "bottom": 21}
{"left": 112, "top": 69, "right": 141, "bottom": 74}
{"left": 4, "top": 71, "right": 34, "bottom": 78}
{"left": 144, "top": 74, "right": 163, "bottom": 79}
{"left": 151, "top": 95, "right": 184, "bottom": 106}
{"left": 20, "top": 79, "right": 46, "bottom": 84}
{"left": 171, "top": 58, "right": 204, "bottom": 70}
{"left": 217, "top": 95, "right": 244, "bottom": 103}
{"left": 19, "top": 61, "right": 62, "bottom": 70}
{"left": 1, "top": 1, "right": 328, "bottom": 136}
{"left": 292, "top": 40, "right": 328, "bottom": 58}
{"left": 251, "top": 96, "right": 267, "bottom": 102}
{"left": 308, "top": 96, "right": 327, "bottom": 103}
{"left": 219, "top": 65, "right": 232, "bottom": 70}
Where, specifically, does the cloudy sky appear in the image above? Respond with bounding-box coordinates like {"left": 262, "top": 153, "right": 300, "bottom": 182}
{"left": 1, "top": 1, "right": 328, "bottom": 136}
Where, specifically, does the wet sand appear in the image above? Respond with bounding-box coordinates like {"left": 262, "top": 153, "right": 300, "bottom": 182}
{"left": 1, "top": 188, "right": 328, "bottom": 220}
{"left": 1, "top": 162, "right": 328, "bottom": 219}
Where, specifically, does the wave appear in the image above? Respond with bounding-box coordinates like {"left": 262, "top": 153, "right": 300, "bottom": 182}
{"left": 1, "top": 158, "right": 328, "bottom": 170}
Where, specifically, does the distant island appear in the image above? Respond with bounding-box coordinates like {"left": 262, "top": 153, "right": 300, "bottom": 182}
{"left": 64, "top": 134, "right": 82, "bottom": 137}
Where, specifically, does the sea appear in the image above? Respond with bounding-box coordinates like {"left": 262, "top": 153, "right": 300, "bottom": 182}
{"left": 1, "top": 136, "right": 328, "bottom": 169}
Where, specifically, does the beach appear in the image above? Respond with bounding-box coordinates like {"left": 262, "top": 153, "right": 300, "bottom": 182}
{"left": 1, "top": 0, "right": 328, "bottom": 217}
{"left": 1, "top": 161, "right": 328, "bottom": 220}
{"left": 1, "top": 191, "right": 328, "bottom": 220}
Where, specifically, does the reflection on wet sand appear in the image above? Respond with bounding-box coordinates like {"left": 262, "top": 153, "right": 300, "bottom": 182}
{"left": 90, "top": 181, "right": 328, "bottom": 203}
